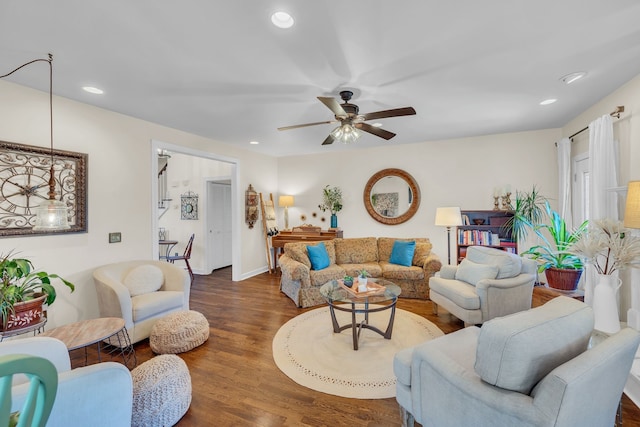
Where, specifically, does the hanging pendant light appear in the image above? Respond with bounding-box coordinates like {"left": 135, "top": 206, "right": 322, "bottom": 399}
{"left": 1, "top": 54, "right": 69, "bottom": 230}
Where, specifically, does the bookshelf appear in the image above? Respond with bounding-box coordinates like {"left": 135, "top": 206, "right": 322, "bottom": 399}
{"left": 457, "top": 210, "right": 516, "bottom": 263}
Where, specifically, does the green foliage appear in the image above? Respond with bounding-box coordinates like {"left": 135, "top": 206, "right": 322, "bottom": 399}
{"left": 521, "top": 202, "right": 588, "bottom": 272}
{"left": 0, "top": 251, "right": 75, "bottom": 328}
{"left": 503, "top": 185, "right": 547, "bottom": 242}
{"left": 358, "top": 269, "right": 370, "bottom": 278}
{"left": 318, "top": 185, "right": 343, "bottom": 214}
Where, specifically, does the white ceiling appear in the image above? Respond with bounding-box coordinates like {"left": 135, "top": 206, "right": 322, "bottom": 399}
{"left": 2, "top": 1, "right": 640, "bottom": 157}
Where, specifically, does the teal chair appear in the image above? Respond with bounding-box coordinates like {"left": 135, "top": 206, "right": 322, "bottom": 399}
{"left": 0, "top": 354, "right": 58, "bottom": 427}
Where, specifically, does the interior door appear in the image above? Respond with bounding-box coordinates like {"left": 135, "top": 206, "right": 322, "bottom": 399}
{"left": 207, "top": 182, "right": 232, "bottom": 270}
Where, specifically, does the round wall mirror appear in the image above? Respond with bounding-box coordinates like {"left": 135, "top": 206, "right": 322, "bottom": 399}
{"left": 363, "top": 168, "right": 420, "bottom": 225}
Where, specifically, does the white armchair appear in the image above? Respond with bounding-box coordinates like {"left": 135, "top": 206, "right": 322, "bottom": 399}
{"left": 0, "top": 336, "right": 132, "bottom": 427}
{"left": 394, "top": 297, "right": 640, "bottom": 427}
{"left": 429, "top": 245, "right": 536, "bottom": 325}
{"left": 93, "top": 260, "right": 190, "bottom": 344}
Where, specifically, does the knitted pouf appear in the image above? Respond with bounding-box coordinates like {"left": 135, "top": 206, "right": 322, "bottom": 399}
{"left": 131, "top": 354, "right": 192, "bottom": 427}
{"left": 150, "top": 310, "right": 210, "bottom": 354}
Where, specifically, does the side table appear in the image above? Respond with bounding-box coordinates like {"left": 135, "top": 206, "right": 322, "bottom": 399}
{"left": 532, "top": 284, "right": 584, "bottom": 308}
{"left": 41, "top": 317, "right": 136, "bottom": 368}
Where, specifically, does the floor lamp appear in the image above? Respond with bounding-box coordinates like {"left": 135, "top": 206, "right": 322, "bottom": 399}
{"left": 435, "top": 207, "right": 463, "bottom": 265}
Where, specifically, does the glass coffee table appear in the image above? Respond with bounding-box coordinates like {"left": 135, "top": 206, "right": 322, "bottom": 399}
{"left": 319, "top": 278, "right": 401, "bottom": 350}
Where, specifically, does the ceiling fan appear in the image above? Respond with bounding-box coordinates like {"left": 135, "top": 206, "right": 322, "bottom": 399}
{"left": 277, "top": 90, "right": 416, "bottom": 145}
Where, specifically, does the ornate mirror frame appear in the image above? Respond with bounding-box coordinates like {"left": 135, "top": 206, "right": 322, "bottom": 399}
{"left": 363, "top": 168, "right": 420, "bottom": 225}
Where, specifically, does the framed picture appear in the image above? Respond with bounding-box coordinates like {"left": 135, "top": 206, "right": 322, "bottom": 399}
{"left": 0, "top": 140, "right": 88, "bottom": 236}
{"left": 180, "top": 191, "right": 198, "bottom": 220}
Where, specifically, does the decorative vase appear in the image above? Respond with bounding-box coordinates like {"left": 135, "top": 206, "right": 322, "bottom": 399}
{"left": 358, "top": 276, "right": 368, "bottom": 288}
{"left": 330, "top": 214, "right": 338, "bottom": 229}
{"left": 593, "top": 274, "right": 621, "bottom": 334}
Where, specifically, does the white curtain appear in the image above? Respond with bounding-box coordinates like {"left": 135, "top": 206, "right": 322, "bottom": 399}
{"left": 557, "top": 137, "right": 573, "bottom": 228}
{"left": 588, "top": 114, "right": 619, "bottom": 221}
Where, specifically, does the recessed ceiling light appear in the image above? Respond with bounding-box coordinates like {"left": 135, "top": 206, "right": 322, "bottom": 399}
{"left": 271, "top": 11, "right": 294, "bottom": 29}
{"left": 82, "top": 86, "right": 104, "bottom": 94}
{"left": 249, "top": 141, "right": 260, "bottom": 145}
{"left": 540, "top": 98, "right": 557, "bottom": 106}
{"left": 560, "top": 72, "right": 587, "bottom": 85}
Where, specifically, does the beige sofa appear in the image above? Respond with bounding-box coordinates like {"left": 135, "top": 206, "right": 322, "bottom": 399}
{"left": 279, "top": 237, "right": 442, "bottom": 308}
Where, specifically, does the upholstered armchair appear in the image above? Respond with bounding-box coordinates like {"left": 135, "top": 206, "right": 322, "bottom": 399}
{"left": 394, "top": 297, "right": 640, "bottom": 427}
{"left": 93, "top": 260, "right": 190, "bottom": 344}
{"left": 429, "top": 245, "right": 536, "bottom": 325}
{"left": 0, "top": 336, "right": 133, "bottom": 427}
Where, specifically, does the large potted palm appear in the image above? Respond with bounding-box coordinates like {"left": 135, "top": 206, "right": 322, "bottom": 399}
{"left": 521, "top": 202, "right": 588, "bottom": 290}
{"left": 0, "top": 251, "right": 74, "bottom": 331}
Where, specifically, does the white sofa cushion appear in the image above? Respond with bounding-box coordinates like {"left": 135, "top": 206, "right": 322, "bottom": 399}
{"left": 429, "top": 278, "right": 480, "bottom": 310}
{"left": 466, "top": 246, "right": 522, "bottom": 279}
{"left": 124, "top": 265, "right": 164, "bottom": 296}
{"left": 454, "top": 259, "right": 499, "bottom": 285}
{"left": 474, "top": 296, "right": 594, "bottom": 393}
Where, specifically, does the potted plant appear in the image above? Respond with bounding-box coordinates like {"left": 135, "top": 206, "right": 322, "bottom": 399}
{"left": 343, "top": 275, "right": 354, "bottom": 288}
{"left": 357, "top": 269, "right": 370, "bottom": 290}
{"left": 521, "top": 202, "right": 588, "bottom": 290}
{"left": 318, "top": 185, "right": 343, "bottom": 229}
{"left": 503, "top": 185, "right": 547, "bottom": 243}
{"left": 0, "top": 251, "right": 75, "bottom": 331}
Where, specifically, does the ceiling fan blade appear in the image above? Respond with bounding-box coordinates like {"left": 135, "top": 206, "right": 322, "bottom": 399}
{"left": 317, "top": 96, "right": 348, "bottom": 118}
{"left": 321, "top": 135, "right": 335, "bottom": 145}
{"left": 361, "top": 106, "right": 416, "bottom": 121}
{"left": 278, "top": 120, "right": 337, "bottom": 131}
{"left": 356, "top": 122, "right": 396, "bottom": 140}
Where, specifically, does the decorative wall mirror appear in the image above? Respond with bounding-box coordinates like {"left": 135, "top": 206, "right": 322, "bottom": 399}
{"left": 363, "top": 168, "right": 420, "bottom": 225}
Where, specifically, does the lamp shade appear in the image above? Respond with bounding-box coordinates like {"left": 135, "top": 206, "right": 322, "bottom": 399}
{"left": 624, "top": 181, "right": 640, "bottom": 229}
{"left": 278, "top": 195, "right": 294, "bottom": 208}
{"left": 435, "top": 207, "right": 463, "bottom": 227}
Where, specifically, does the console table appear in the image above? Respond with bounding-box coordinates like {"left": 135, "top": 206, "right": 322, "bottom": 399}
{"left": 271, "top": 228, "right": 343, "bottom": 271}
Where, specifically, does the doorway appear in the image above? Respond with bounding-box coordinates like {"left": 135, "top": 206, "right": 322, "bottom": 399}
{"left": 150, "top": 139, "right": 241, "bottom": 282}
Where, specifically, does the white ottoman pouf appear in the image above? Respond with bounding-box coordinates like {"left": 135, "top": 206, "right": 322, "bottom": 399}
{"left": 150, "top": 310, "right": 210, "bottom": 354}
{"left": 131, "top": 354, "right": 191, "bottom": 427}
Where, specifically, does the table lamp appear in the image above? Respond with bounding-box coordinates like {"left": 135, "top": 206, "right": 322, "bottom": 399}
{"left": 435, "top": 207, "right": 463, "bottom": 265}
{"left": 278, "top": 195, "right": 295, "bottom": 230}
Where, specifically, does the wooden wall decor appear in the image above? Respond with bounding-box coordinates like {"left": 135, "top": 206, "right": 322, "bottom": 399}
{"left": 245, "top": 184, "right": 259, "bottom": 229}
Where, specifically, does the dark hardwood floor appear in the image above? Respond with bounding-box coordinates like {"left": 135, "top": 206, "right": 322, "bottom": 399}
{"left": 72, "top": 267, "right": 640, "bottom": 426}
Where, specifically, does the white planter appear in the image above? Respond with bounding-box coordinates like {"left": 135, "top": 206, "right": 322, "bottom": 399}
{"left": 358, "top": 276, "right": 368, "bottom": 292}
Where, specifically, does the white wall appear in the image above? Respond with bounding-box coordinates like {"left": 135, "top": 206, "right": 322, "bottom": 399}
{"left": 277, "top": 128, "right": 561, "bottom": 263}
{"left": 0, "top": 80, "right": 277, "bottom": 328}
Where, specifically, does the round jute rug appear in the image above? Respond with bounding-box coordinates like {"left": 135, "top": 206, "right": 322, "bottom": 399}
{"left": 272, "top": 305, "right": 444, "bottom": 399}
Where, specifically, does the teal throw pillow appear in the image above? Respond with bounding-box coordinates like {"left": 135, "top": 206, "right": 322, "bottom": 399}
{"left": 389, "top": 240, "right": 416, "bottom": 267}
{"left": 307, "top": 242, "right": 330, "bottom": 270}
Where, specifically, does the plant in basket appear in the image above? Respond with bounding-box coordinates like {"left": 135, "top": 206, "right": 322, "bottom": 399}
{"left": 343, "top": 275, "right": 354, "bottom": 287}
{"left": 0, "top": 251, "right": 75, "bottom": 331}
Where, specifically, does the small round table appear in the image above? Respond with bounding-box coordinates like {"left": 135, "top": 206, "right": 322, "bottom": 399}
{"left": 320, "top": 278, "right": 401, "bottom": 350}
{"left": 41, "top": 317, "right": 136, "bottom": 368}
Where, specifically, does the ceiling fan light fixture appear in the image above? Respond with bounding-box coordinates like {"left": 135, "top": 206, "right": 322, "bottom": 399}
{"left": 331, "top": 124, "right": 361, "bottom": 144}
{"left": 271, "top": 11, "right": 294, "bottom": 29}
